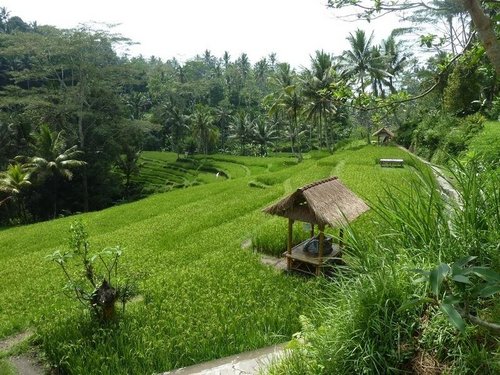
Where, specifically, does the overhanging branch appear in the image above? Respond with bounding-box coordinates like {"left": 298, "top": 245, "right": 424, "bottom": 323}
{"left": 349, "top": 33, "right": 475, "bottom": 112}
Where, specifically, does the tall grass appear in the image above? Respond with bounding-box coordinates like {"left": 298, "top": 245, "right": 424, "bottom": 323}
{"left": 268, "top": 157, "right": 499, "bottom": 374}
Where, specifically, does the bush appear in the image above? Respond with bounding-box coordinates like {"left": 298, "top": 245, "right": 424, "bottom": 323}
{"left": 47, "top": 221, "right": 134, "bottom": 323}
{"left": 269, "top": 266, "right": 420, "bottom": 374}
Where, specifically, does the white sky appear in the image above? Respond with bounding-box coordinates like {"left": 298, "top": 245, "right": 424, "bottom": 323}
{"left": 2, "top": 0, "right": 402, "bottom": 68}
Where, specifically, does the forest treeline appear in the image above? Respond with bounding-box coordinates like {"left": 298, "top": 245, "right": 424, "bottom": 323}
{"left": 0, "top": 3, "right": 498, "bottom": 224}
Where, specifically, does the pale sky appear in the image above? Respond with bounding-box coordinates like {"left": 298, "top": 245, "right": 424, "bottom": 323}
{"left": 2, "top": 0, "right": 402, "bottom": 68}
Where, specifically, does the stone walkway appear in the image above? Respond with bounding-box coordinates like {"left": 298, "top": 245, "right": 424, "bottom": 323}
{"left": 162, "top": 344, "right": 286, "bottom": 375}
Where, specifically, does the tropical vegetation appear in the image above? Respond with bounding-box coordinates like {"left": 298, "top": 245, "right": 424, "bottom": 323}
{"left": 0, "top": 1, "right": 499, "bottom": 374}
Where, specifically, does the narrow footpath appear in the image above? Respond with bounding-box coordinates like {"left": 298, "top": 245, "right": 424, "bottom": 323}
{"left": 162, "top": 344, "right": 286, "bottom": 375}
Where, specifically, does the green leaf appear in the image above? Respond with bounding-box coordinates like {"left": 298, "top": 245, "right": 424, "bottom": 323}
{"left": 443, "top": 294, "right": 460, "bottom": 305}
{"left": 470, "top": 267, "right": 500, "bottom": 282}
{"left": 452, "top": 274, "right": 472, "bottom": 285}
{"left": 440, "top": 303, "right": 466, "bottom": 333}
{"left": 397, "top": 297, "right": 433, "bottom": 312}
{"left": 477, "top": 284, "right": 500, "bottom": 298}
{"left": 429, "top": 263, "right": 450, "bottom": 296}
{"left": 413, "top": 276, "right": 428, "bottom": 284}
{"left": 453, "top": 255, "right": 477, "bottom": 268}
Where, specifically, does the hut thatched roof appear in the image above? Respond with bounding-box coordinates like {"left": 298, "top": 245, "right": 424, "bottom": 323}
{"left": 263, "top": 177, "right": 369, "bottom": 227}
{"left": 372, "top": 127, "right": 395, "bottom": 137}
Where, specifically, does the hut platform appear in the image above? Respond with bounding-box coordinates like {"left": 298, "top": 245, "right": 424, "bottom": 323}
{"left": 284, "top": 239, "right": 341, "bottom": 275}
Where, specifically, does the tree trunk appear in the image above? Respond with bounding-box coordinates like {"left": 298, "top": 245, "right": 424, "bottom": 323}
{"left": 78, "top": 84, "right": 89, "bottom": 212}
{"left": 462, "top": 0, "right": 500, "bottom": 77}
{"left": 92, "top": 279, "right": 117, "bottom": 322}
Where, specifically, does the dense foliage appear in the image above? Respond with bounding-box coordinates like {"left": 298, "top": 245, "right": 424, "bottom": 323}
{"left": 268, "top": 156, "right": 499, "bottom": 374}
{"left": 1, "top": 2, "right": 499, "bottom": 374}
{"left": 1, "top": 1, "right": 497, "bottom": 225}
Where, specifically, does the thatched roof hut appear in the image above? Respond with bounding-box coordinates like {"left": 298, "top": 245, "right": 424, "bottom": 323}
{"left": 263, "top": 177, "right": 369, "bottom": 275}
{"left": 263, "top": 176, "right": 369, "bottom": 227}
{"left": 372, "top": 127, "right": 395, "bottom": 145}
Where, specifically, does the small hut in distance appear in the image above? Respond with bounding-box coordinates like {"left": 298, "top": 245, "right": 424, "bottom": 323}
{"left": 372, "top": 127, "right": 395, "bottom": 145}
{"left": 263, "top": 177, "right": 369, "bottom": 276}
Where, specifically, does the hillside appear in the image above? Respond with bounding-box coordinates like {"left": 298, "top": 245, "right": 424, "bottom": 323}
{"left": 0, "top": 145, "right": 417, "bottom": 374}
{"left": 466, "top": 120, "right": 500, "bottom": 163}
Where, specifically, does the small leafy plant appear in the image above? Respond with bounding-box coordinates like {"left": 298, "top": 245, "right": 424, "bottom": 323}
{"left": 414, "top": 256, "right": 500, "bottom": 334}
{"left": 47, "top": 221, "right": 132, "bottom": 322}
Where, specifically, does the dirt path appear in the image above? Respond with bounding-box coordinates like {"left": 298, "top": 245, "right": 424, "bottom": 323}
{"left": 0, "top": 331, "right": 45, "bottom": 375}
{"left": 397, "top": 146, "right": 460, "bottom": 203}
{"left": 0, "top": 331, "right": 32, "bottom": 353}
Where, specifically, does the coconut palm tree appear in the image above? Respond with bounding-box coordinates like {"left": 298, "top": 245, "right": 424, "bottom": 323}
{"left": 381, "top": 34, "right": 408, "bottom": 94}
{"left": 229, "top": 111, "right": 252, "bottom": 155}
{"left": 266, "top": 83, "right": 304, "bottom": 158}
{"left": 251, "top": 118, "right": 277, "bottom": 156}
{"left": 26, "top": 124, "right": 86, "bottom": 217}
{"left": 0, "top": 163, "right": 31, "bottom": 222}
{"left": 163, "top": 104, "right": 188, "bottom": 159}
{"left": 341, "top": 29, "right": 386, "bottom": 94}
{"left": 302, "top": 51, "right": 337, "bottom": 151}
{"left": 189, "top": 106, "right": 218, "bottom": 155}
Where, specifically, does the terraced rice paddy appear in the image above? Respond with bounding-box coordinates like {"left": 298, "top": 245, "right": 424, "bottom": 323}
{"left": 0, "top": 145, "right": 417, "bottom": 374}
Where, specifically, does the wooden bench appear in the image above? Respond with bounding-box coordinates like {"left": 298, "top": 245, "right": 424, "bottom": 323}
{"left": 379, "top": 158, "right": 404, "bottom": 168}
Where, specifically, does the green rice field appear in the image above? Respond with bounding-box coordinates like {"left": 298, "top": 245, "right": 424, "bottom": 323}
{"left": 0, "top": 145, "right": 418, "bottom": 374}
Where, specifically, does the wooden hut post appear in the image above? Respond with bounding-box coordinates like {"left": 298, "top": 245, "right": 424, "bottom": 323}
{"left": 287, "top": 218, "right": 294, "bottom": 270}
{"left": 317, "top": 224, "right": 325, "bottom": 276}
{"left": 310, "top": 223, "right": 315, "bottom": 238}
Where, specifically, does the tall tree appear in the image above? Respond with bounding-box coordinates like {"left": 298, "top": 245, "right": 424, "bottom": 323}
{"left": 266, "top": 82, "right": 304, "bottom": 158}
{"left": 252, "top": 117, "right": 277, "bottom": 156}
{"left": 0, "top": 25, "right": 129, "bottom": 212}
{"left": 341, "top": 29, "right": 386, "bottom": 94}
{"left": 190, "top": 105, "right": 218, "bottom": 155}
{"left": 27, "top": 124, "right": 86, "bottom": 218}
{"left": 229, "top": 111, "right": 254, "bottom": 155}
{"left": 0, "top": 163, "right": 31, "bottom": 222}
{"left": 302, "top": 51, "right": 337, "bottom": 150}
{"left": 327, "top": 0, "right": 500, "bottom": 76}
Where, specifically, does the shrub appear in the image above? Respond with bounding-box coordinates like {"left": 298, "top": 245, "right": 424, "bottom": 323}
{"left": 47, "top": 221, "right": 133, "bottom": 323}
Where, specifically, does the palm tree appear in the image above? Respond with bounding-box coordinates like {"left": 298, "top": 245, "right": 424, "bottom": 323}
{"left": 125, "top": 92, "right": 151, "bottom": 120}
{"left": 229, "top": 111, "right": 252, "bottom": 155}
{"left": 222, "top": 51, "right": 231, "bottom": 70}
{"left": 381, "top": 34, "right": 408, "bottom": 94}
{"left": 341, "top": 29, "right": 386, "bottom": 94}
{"left": 252, "top": 118, "right": 277, "bottom": 156}
{"left": 266, "top": 83, "right": 304, "bottom": 158}
{"left": 163, "top": 104, "right": 188, "bottom": 159}
{"left": 27, "top": 124, "right": 86, "bottom": 217}
{"left": 302, "top": 51, "right": 337, "bottom": 151}
{"left": 0, "top": 163, "right": 31, "bottom": 222}
{"left": 236, "top": 53, "right": 251, "bottom": 80}
{"left": 115, "top": 144, "right": 141, "bottom": 200}
{"left": 369, "top": 45, "right": 388, "bottom": 98}
{"left": 214, "top": 106, "right": 233, "bottom": 150}
{"left": 272, "top": 63, "right": 293, "bottom": 88}
{"left": 190, "top": 106, "right": 218, "bottom": 155}
{"left": 254, "top": 58, "right": 269, "bottom": 89}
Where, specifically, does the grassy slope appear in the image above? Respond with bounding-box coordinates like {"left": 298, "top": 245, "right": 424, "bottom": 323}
{"left": 467, "top": 121, "right": 500, "bottom": 162}
{"left": 0, "top": 145, "right": 416, "bottom": 374}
